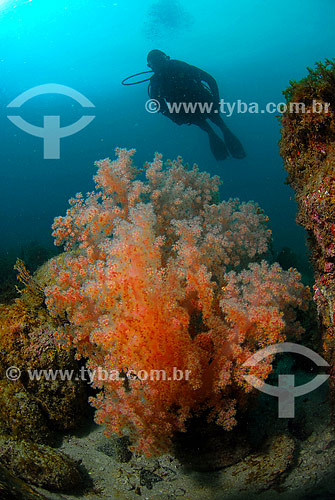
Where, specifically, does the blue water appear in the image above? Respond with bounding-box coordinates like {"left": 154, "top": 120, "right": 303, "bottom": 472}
{"left": 1, "top": 0, "right": 334, "bottom": 257}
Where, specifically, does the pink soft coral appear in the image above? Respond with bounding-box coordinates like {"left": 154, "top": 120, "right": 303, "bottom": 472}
{"left": 45, "top": 148, "right": 309, "bottom": 455}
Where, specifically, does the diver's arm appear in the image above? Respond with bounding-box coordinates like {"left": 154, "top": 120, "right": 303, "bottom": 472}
{"left": 169, "top": 60, "right": 220, "bottom": 103}
{"left": 149, "top": 80, "right": 183, "bottom": 123}
{"left": 188, "top": 64, "right": 220, "bottom": 104}
{"left": 149, "top": 79, "right": 170, "bottom": 116}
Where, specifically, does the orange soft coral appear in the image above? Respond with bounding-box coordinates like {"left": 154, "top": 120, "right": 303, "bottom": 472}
{"left": 45, "top": 148, "right": 309, "bottom": 455}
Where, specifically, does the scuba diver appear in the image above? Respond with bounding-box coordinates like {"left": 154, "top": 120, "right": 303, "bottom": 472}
{"left": 146, "top": 49, "right": 246, "bottom": 161}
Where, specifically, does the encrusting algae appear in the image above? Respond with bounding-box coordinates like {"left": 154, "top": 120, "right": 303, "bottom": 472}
{"left": 0, "top": 260, "right": 87, "bottom": 493}
{"left": 280, "top": 59, "right": 335, "bottom": 361}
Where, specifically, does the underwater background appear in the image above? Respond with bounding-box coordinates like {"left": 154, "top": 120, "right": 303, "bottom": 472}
{"left": 2, "top": 2, "right": 335, "bottom": 499}
{"left": 1, "top": 0, "right": 335, "bottom": 260}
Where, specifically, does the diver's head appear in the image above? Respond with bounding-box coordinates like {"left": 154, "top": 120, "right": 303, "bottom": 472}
{"left": 147, "top": 49, "right": 170, "bottom": 71}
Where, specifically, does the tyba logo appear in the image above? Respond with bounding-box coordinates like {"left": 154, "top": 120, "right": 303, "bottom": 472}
{"left": 242, "top": 342, "right": 329, "bottom": 418}
{"left": 7, "top": 84, "right": 95, "bottom": 159}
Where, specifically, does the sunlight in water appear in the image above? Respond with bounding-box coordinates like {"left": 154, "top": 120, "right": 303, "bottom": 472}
{"left": 0, "top": 0, "right": 32, "bottom": 13}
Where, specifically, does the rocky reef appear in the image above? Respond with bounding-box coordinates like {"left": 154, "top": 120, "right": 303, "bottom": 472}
{"left": 0, "top": 260, "right": 89, "bottom": 496}
{"left": 279, "top": 59, "right": 335, "bottom": 359}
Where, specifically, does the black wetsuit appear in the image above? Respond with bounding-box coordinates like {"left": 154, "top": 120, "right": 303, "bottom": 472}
{"left": 148, "top": 59, "right": 246, "bottom": 161}
{"left": 149, "top": 59, "right": 219, "bottom": 125}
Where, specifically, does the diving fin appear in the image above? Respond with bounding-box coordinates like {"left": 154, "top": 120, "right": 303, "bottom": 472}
{"left": 208, "top": 131, "right": 229, "bottom": 161}
{"left": 221, "top": 127, "right": 246, "bottom": 159}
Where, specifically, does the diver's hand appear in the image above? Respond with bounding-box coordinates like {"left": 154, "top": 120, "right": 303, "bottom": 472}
{"left": 212, "top": 98, "right": 220, "bottom": 113}
{"left": 171, "top": 115, "right": 185, "bottom": 125}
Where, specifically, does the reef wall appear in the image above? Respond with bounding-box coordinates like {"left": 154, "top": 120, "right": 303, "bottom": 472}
{"left": 279, "top": 59, "right": 335, "bottom": 359}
